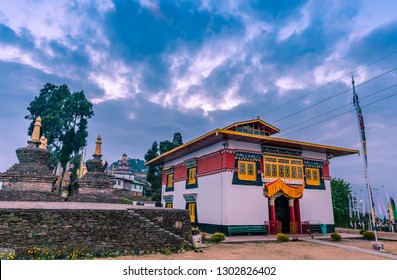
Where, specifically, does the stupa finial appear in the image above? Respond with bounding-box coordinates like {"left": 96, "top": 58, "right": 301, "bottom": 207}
{"left": 94, "top": 135, "right": 102, "bottom": 157}
{"left": 27, "top": 116, "right": 42, "bottom": 148}
{"left": 31, "top": 116, "right": 42, "bottom": 142}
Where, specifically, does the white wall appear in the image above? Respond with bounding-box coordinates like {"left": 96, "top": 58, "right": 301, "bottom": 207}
{"left": 164, "top": 142, "right": 224, "bottom": 168}
{"left": 228, "top": 141, "right": 261, "bottom": 152}
{"left": 301, "top": 150, "right": 327, "bottom": 160}
{"left": 162, "top": 172, "right": 223, "bottom": 225}
{"left": 299, "top": 180, "right": 334, "bottom": 224}
{"left": 223, "top": 172, "right": 269, "bottom": 225}
{"left": 300, "top": 150, "right": 332, "bottom": 224}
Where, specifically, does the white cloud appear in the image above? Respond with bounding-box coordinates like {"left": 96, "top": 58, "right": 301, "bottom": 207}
{"left": 276, "top": 76, "right": 305, "bottom": 93}
{"left": 148, "top": 35, "right": 250, "bottom": 114}
{"left": 137, "top": 0, "right": 159, "bottom": 11}
{"left": 350, "top": 0, "right": 397, "bottom": 39}
{"left": 89, "top": 61, "right": 141, "bottom": 104}
{"left": 0, "top": 0, "right": 113, "bottom": 47}
{"left": 0, "top": 45, "right": 51, "bottom": 73}
{"left": 277, "top": 2, "right": 312, "bottom": 42}
{"left": 128, "top": 112, "right": 136, "bottom": 120}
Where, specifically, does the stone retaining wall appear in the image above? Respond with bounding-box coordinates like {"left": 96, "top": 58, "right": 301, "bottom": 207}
{"left": 133, "top": 208, "right": 192, "bottom": 241}
{"left": 0, "top": 189, "right": 130, "bottom": 204}
{"left": 0, "top": 189, "right": 64, "bottom": 202}
{"left": 0, "top": 207, "right": 192, "bottom": 256}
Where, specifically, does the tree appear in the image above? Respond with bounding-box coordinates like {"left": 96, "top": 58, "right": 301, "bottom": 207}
{"left": 25, "top": 83, "right": 94, "bottom": 192}
{"left": 331, "top": 178, "right": 352, "bottom": 228}
{"left": 159, "top": 132, "right": 183, "bottom": 154}
{"left": 144, "top": 142, "right": 161, "bottom": 200}
{"left": 172, "top": 132, "right": 183, "bottom": 146}
{"left": 145, "top": 133, "right": 184, "bottom": 201}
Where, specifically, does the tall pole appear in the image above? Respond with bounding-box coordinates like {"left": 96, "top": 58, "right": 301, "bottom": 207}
{"left": 352, "top": 76, "right": 379, "bottom": 243}
{"left": 360, "top": 190, "right": 365, "bottom": 228}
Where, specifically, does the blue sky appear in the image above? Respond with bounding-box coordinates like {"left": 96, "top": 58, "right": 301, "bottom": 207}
{"left": 1, "top": 0, "right": 397, "bottom": 205}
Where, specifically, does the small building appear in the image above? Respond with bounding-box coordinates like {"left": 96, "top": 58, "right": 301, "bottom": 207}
{"left": 146, "top": 118, "right": 358, "bottom": 235}
{"left": 112, "top": 154, "right": 145, "bottom": 197}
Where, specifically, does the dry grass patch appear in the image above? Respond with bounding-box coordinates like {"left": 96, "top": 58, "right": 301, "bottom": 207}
{"left": 99, "top": 240, "right": 397, "bottom": 260}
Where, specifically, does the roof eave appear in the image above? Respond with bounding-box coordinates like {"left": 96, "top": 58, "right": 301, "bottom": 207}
{"left": 145, "top": 129, "right": 220, "bottom": 166}
{"left": 145, "top": 129, "right": 359, "bottom": 166}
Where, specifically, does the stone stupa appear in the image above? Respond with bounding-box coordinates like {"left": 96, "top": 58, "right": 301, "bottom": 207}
{"left": 76, "top": 135, "right": 114, "bottom": 195}
{"left": 0, "top": 116, "right": 57, "bottom": 191}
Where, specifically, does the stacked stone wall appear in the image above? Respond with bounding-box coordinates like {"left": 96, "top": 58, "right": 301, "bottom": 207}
{"left": 0, "top": 147, "right": 56, "bottom": 191}
{"left": 0, "top": 190, "right": 64, "bottom": 202}
{"left": 0, "top": 189, "right": 131, "bottom": 204}
{"left": 77, "top": 172, "right": 113, "bottom": 190}
{"left": 133, "top": 208, "right": 192, "bottom": 242}
{"left": 0, "top": 207, "right": 192, "bottom": 256}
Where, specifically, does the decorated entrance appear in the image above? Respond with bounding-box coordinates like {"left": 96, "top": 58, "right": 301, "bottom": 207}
{"left": 275, "top": 196, "right": 290, "bottom": 233}
{"left": 264, "top": 179, "right": 304, "bottom": 235}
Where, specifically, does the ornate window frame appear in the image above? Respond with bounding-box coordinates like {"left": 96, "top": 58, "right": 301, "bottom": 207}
{"left": 164, "top": 167, "right": 174, "bottom": 192}
{"left": 232, "top": 151, "right": 262, "bottom": 186}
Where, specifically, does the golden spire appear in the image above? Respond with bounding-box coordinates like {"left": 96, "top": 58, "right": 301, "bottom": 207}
{"left": 31, "top": 116, "right": 42, "bottom": 142}
{"left": 39, "top": 135, "right": 47, "bottom": 149}
{"left": 94, "top": 135, "right": 102, "bottom": 156}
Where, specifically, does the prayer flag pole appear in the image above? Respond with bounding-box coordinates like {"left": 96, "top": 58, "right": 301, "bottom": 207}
{"left": 352, "top": 76, "right": 382, "bottom": 249}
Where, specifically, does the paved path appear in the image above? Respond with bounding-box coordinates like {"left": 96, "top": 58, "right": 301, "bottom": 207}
{"left": 222, "top": 233, "right": 363, "bottom": 243}
{"left": 302, "top": 238, "right": 397, "bottom": 260}
{"left": 222, "top": 233, "right": 397, "bottom": 260}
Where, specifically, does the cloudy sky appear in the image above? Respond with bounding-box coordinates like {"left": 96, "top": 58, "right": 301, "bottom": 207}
{"left": 1, "top": 0, "right": 397, "bottom": 205}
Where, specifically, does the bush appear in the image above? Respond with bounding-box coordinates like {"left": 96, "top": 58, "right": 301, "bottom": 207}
{"left": 119, "top": 197, "right": 133, "bottom": 204}
{"left": 363, "top": 231, "right": 375, "bottom": 240}
{"left": 359, "top": 229, "right": 367, "bottom": 235}
{"left": 210, "top": 232, "right": 225, "bottom": 243}
{"left": 330, "top": 232, "right": 341, "bottom": 241}
{"left": 276, "top": 233, "right": 289, "bottom": 242}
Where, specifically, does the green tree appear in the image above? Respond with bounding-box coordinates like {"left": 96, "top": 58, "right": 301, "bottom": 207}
{"left": 159, "top": 132, "right": 183, "bottom": 154}
{"left": 25, "top": 83, "right": 94, "bottom": 192}
{"left": 172, "top": 132, "right": 183, "bottom": 146}
{"left": 331, "top": 178, "right": 352, "bottom": 228}
{"left": 144, "top": 142, "right": 161, "bottom": 200}
{"left": 145, "top": 133, "right": 184, "bottom": 202}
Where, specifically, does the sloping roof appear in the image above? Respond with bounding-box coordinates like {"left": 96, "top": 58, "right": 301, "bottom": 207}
{"left": 113, "top": 175, "right": 145, "bottom": 185}
{"left": 145, "top": 126, "right": 359, "bottom": 166}
{"left": 223, "top": 118, "right": 280, "bottom": 135}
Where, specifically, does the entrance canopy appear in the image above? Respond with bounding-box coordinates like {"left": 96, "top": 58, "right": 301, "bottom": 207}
{"left": 265, "top": 179, "right": 305, "bottom": 198}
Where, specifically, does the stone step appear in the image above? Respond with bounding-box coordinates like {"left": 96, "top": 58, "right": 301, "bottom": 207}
{"left": 128, "top": 210, "right": 192, "bottom": 248}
